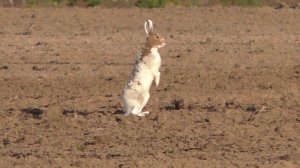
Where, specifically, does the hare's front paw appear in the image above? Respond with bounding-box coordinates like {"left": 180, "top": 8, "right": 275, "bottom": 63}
{"left": 154, "top": 72, "right": 160, "bottom": 87}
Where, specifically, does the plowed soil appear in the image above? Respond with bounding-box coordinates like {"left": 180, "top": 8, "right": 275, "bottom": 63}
{"left": 0, "top": 7, "right": 299, "bottom": 168}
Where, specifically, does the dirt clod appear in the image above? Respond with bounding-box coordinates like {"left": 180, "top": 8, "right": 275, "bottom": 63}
{"left": 245, "top": 104, "right": 257, "bottom": 112}
{"left": 21, "top": 108, "right": 43, "bottom": 119}
{"left": 0, "top": 65, "right": 9, "bottom": 70}
{"left": 165, "top": 97, "right": 185, "bottom": 110}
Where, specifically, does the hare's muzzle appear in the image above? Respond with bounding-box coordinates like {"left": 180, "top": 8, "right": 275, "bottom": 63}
{"left": 161, "top": 38, "right": 166, "bottom": 46}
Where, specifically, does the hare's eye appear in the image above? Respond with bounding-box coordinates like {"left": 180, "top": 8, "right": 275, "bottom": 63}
{"left": 155, "top": 36, "right": 159, "bottom": 39}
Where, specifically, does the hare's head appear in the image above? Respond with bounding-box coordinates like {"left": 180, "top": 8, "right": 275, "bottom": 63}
{"left": 144, "top": 20, "right": 166, "bottom": 49}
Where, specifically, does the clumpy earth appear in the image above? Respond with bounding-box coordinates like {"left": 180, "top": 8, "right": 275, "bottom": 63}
{"left": 0, "top": 7, "right": 299, "bottom": 168}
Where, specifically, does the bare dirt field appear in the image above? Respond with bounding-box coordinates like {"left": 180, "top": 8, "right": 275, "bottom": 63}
{"left": 0, "top": 7, "right": 299, "bottom": 168}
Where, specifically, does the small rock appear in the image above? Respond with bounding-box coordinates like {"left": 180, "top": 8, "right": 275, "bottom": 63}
{"left": 278, "top": 154, "right": 290, "bottom": 161}
{"left": 105, "top": 77, "right": 113, "bottom": 81}
{"left": 115, "top": 117, "right": 122, "bottom": 123}
{"left": 32, "top": 65, "right": 43, "bottom": 71}
{"left": 224, "top": 100, "right": 235, "bottom": 108}
{"left": 0, "top": 65, "right": 9, "bottom": 70}
{"left": 22, "top": 31, "right": 32, "bottom": 35}
{"left": 21, "top": 108, "right": 44, "bottom": 119}
{"left": 164, "top": 97, "right": 185, "bottom": 110}
{"left": 245, "top": 104, "right": 256, "bottom": 112}
{"left": 149, "top": 114, "right": 159, "bottom": 121}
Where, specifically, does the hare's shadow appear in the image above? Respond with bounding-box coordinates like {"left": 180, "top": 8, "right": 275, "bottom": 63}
{"left": 113, "top": 109, "right": 125, "bottom": 115}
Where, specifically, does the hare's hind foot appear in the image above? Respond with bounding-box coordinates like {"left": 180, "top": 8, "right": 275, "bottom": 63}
{"left": 136, "top": 111, "right": 150, "bottom": 117}
{"left": 124, "top": 106, "right": 150, "bottom": 117}
{"left": 125, "top": 110, "right": 150, "bottom": 117}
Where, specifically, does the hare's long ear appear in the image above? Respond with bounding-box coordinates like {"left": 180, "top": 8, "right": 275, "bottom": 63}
{"left": 144, "top": 20, "right": 153, "bottom": 36}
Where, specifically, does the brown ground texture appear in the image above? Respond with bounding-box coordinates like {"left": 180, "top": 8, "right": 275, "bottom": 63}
{"left": 0, "top": 7, "right": 300, "bottom": 168}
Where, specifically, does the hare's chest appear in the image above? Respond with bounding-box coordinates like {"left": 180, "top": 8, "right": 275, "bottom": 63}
{"left": 149, "top": 49, "right": 161, "bottom": 70}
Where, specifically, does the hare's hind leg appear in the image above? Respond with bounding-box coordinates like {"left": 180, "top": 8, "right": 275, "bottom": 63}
{"left": 124, "top": 105, "right": 132, "bottom": 116}
{"left": 137, "top": 92, "right": 150, "bottom": 116}
{"left": 124, "top": 100, "right": 140, "bottom": 116}
{"left": 124, "top": 92, "right": 150, "bottom": 117}
{"left": 130, "top": 104, "right": 149, "bottom": 117}
{"left": 127, "top": 93, "right": 150, "bottom": 117}
{"left": 128, "top": 106, "right": 141, "bottom": 116}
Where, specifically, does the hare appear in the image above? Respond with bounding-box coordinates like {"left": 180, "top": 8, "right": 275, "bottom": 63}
{"left": 121, "top": 20, "right": 166, "bottom": 116}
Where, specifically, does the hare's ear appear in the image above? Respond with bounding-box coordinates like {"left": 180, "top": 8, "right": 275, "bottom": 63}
{"left": 144, "top": 20, "right": 153, "bottom": 35}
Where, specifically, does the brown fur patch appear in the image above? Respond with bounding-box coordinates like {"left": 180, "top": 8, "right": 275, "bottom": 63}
{"left": 141, "top": 47, "right": 151, "bottom": 59}
{"left": 140, "top": 32, "right": 165, "bottom": 59}
{"left": 146, "top": 32, "right": 166, "bottom": 48}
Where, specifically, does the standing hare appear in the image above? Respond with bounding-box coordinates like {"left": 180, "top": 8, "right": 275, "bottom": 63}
{"left": 122, "top": 20, "right": 166, "bottom": 116}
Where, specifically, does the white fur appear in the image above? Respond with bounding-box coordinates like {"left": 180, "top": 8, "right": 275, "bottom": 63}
{"left": 122, "top": 48, "right": 161, "bottom": 116}
{"left": 122, "top": 20, "right": 165, "bottom": 117}
{"left": 144, "top": 20, "right": 153, "bottom": 35}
